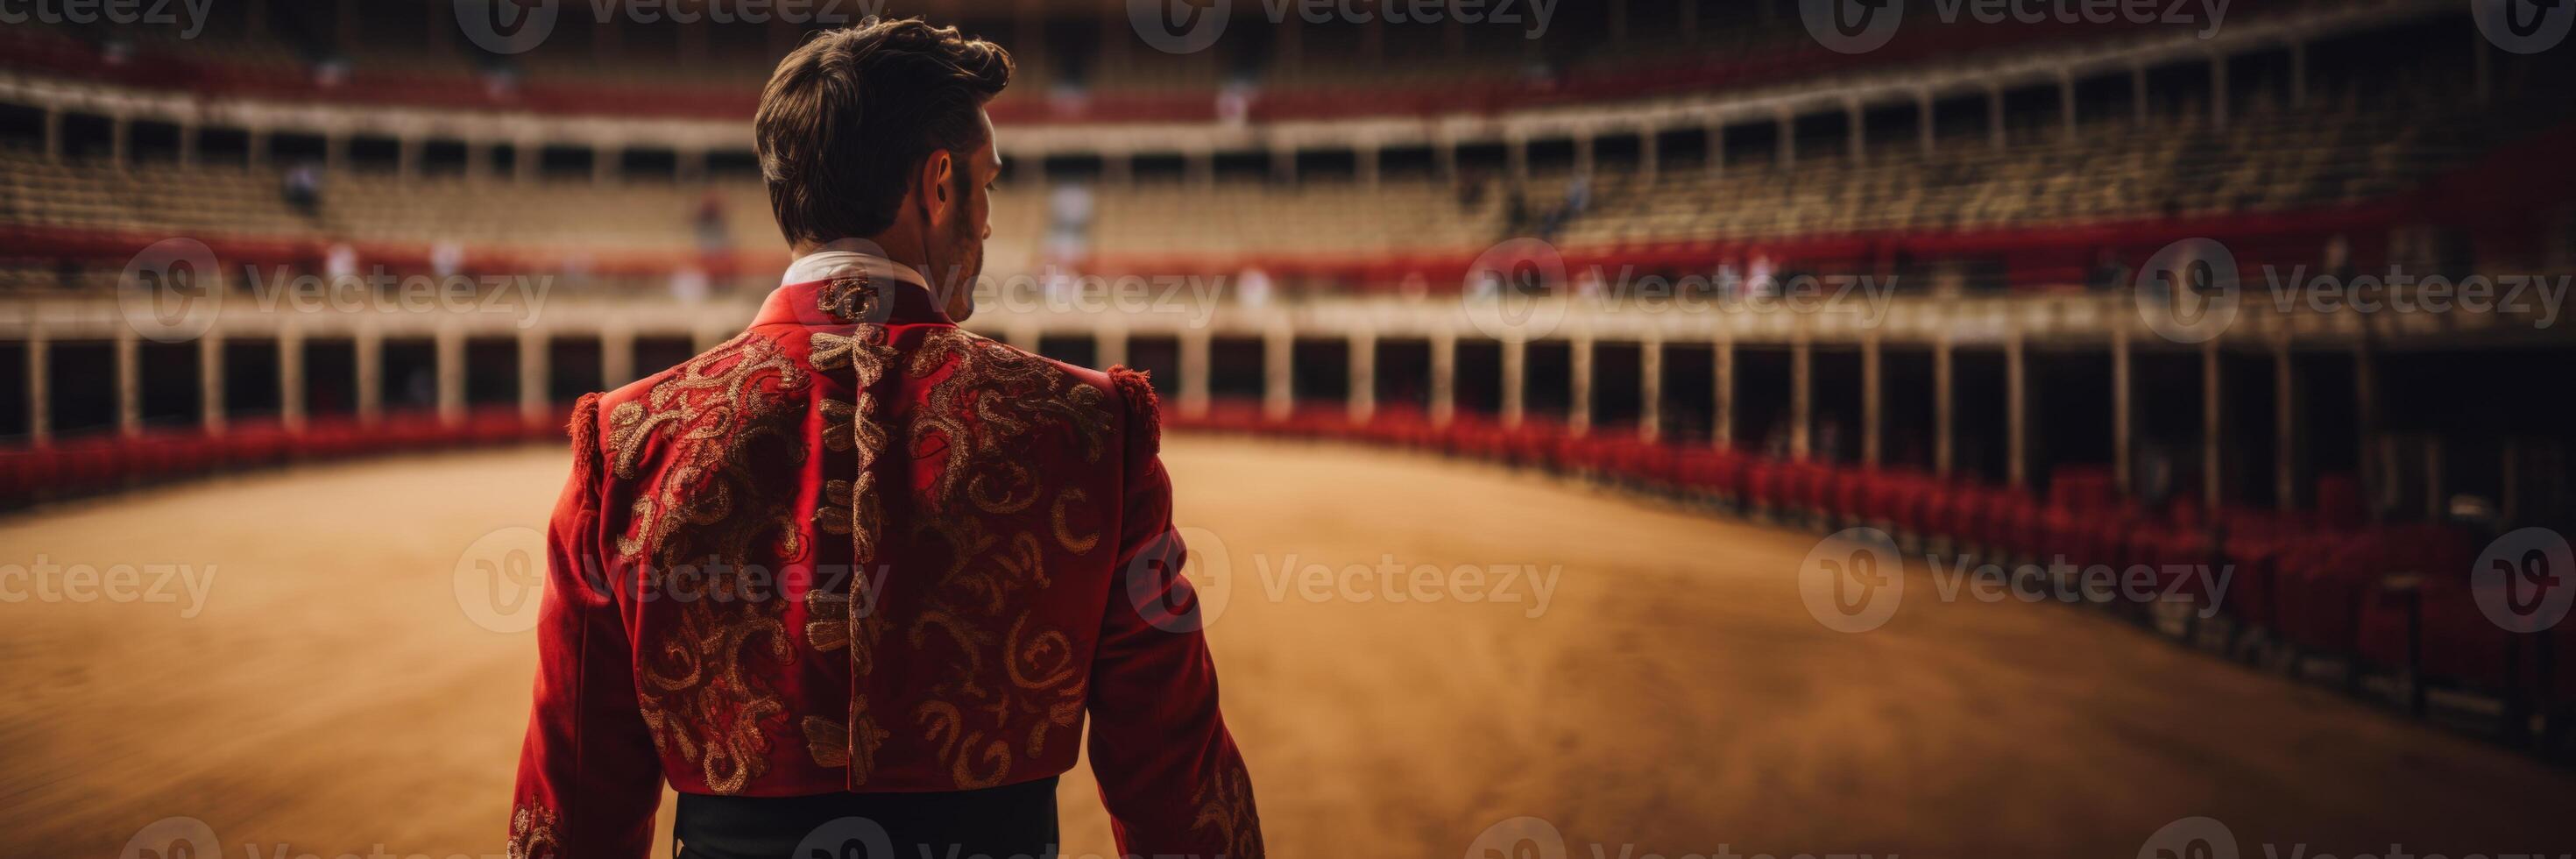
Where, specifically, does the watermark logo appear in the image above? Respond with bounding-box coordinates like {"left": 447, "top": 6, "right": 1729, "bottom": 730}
{"left": 2474, "top": 0, "right": 2572, "bottom": 53}
{"left": 456, "top": 525, "right": 548, "bottom": 634}
{"left": 1801, "top": 0, "right": 1907, "bottom": 53}
{"left": 117, "top": 238, "right": 225, "bottom": 344}
{"left": 2134, "top": 238, "right": 2240, "bottom": 344}
{"left": 0, "top": 0, "right": 212, "bottom": 39}
{"left": 1800, "top": 527, "right": 1905, "bottom": 633}
{"left": 1804, "top": 0, "right": 2227, "bottom": 52}
{"left": 454, "top": 0, "right": 558, "bottom": 54}
{"left": 458, "top": 0, "right": 860, "bottom": 54}
{"left": 1129, "top": 0, "right": 1232, "bottom": 55}
{"left": 2471, "top": 526, "right": 2572, "bottom": 634}
{"left": 121, "top": 815, "right": 221, "bottom": 859}
{"left": 1461, "top": 238, "right": 1571, "bottom": 340}
{"left": 2137, "top": 816, "right": 2238, "bottom": 859}
{"left": 1, "top": 555, "right": 218, "bottom": 619}
{"left": 1467, "top": 816, "right": 1568, "bottom": 859}
{"left": 796, "top": 816, "right": 896, "bottom": 859}
{"left": 1125, "top": 524, "right": 1236, "bottom": 633}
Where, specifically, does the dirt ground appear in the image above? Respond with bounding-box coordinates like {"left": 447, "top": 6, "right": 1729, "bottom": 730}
{"left": 3, "top": 437, "right": 2572, "bottom": 859}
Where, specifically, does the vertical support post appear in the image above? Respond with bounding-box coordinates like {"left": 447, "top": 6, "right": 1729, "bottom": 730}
{"left": 1638, "top": 125, "right": 1660, "bottom": 186}
{"left": 1986, "top": 85, "right": 2006, "bottom": 150}
{"left": 1861, "top": 335, "right": 1883, "bottom": 467}
{"left": 436, "top": 327, "right": 465, "bottom": 424}
{"left": 177, "top": 122, "right": 197, "bottom": 169}
{"left": 1356, "top": 145, "right": 1380, "bottom": 189}
{"left": 1096, "top": 326, "right": 1129, "bottom": 371}
{"left": 1574, "top": 132, "right": 1596, "bottom": 178}
{"left": 2006, "top": 332, "right": 2028, "bottom": 488}
{"left": 1707, "top": 121, "right": 1726, "bottom": 177}
{"left": 520, "top": 329, "right": 549, "bottom": 421}
{"left": 109, "top": 116, "right": 130, "bottom": 171}
{"left": 1713, "top": 337, "right": 1734, "bottom": 448}
{"left": 323, "top": 132, "right": 347, "bottom": 175}
{"left": 116, "top": 330, "right": 141, "bottom": 437}
{"left": 398, "top": 136, "right": 422, "bottom": 183}
{"left": 2112, "top": 326, "right": 2134, "bottom": 495}
{"left": 1777, "top": 110, "right": 1796, "bottom": 168}
{"left": 1501, "top": 336, "right": 1527, "bottom": 428}
{"left": 2275, "top": 338, "right": 2304, "bottom": 510}
{"left": 601, "top": 325, "right": 634, "bottom": 389}
{"left": 1506, "top": 133, "right": 1530, "bottom": 183}
{"left": 1790, "top": 336, "right": 1812, "bottom": 460}
{"left": 1639, "top": 337, "right": 1664, "bottom": 442}
{"left": 42, "top": 108, "right": 62, "bottom": 163}
{"left": 2202, "top": 340, "right": 2226, "bottom": 513}
{"left": 2132, "top": 63, "right": 2150, "bottom": 126}
{"left": 26, "top": 332, "right": 49, "bottom": 443}
{"left": 1180, "top": 329, "right": 1211, "bottom": 417}
{"left": 356, "top": 326, "right": 382, "bottom": 424}
{"left": 246, "top": 128, "right": 269, "bottom": 168}
{"left": 200, "top": 332, "right": 226, "bottom": 434}
{"left": 514, "top": 139, "right": 541, "bottom": 183}
{"left": 1917, "top": 90, "right": 1936, "bottom": 157}
{"left": 2058, "top": 70, "right": 2078, "bottom": 143}
{"left": 1846, "top": 100, "right": 1865, "bottom": 162}
{"left": 1934, "top": 338, "right": 1955, "bottom": 476}
{"left": 2353, "top": 342, "right": 2380, "bottom": 520}
{"left": 1430, "top": 330, "right": 1458, "bottom": 427}
{"left": 2424, "top": 437, "right": 2446, "bottom": 520}
{"left": 1348, "top": 330, "right": 1376, "bottom": 422}
{"left": 280, "top": 327, "right": 306, "bottom": 430}
{"left": 1263, "top": 325, "right": 1292, "bottom": 420}
{"left": 1568, "top": 335, "right": 1594, "bottom": 436}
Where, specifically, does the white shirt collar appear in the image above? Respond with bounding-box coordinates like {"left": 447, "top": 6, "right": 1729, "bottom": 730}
{"left": 782, "top": 239, "right": 934, "bottom": 290}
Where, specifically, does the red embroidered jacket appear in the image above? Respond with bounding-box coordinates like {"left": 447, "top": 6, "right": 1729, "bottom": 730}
{"left": 509, "top": 273, "right": 1261, "bottom": 858}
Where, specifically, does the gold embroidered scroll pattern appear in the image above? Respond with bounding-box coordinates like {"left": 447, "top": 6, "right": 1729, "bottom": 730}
{"left": 1192, "top": 765, "right": 1264, "bottom": 859}
{"left": 803, "top": 325, "right": 897, "bottom": 784}
{"left": 897, "top": 329, "right": 1115, "bottom": 788}
{"left": 605, "top": 333, "right": 810, "bottom": 795}
{"left": 506, "top": 805, "right": 562, "bottom": 859}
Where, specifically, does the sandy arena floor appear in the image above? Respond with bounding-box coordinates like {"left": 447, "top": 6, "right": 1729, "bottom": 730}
{"left": 3, "top": 437, "right": 2572, "bottom": 858}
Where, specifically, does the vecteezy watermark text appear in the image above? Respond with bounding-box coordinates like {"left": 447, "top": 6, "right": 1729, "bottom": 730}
{"left": 1797, "top": 527, "right": 2230, "bottom": 634}
{"left": 1130, "top": 0, "right": 1558, "bottom": 55}
{"left": 453, "top": 0, "right": 874, "bottom": 54}
{"left": 1, "top": 555, "right": 217, "bottom": 619}
{"left": 0, "top": 0, "right": 212, "bottom": 39}
{"left": 1802, "top": 0, "right": 2230, "bottom": 53}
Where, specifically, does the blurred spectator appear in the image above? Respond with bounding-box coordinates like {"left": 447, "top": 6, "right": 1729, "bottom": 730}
{"left": 432, "top": 241, "right": 467, "bottom": 279}
{"left": 284, "top": 163, "right": 324, "bottom": 216}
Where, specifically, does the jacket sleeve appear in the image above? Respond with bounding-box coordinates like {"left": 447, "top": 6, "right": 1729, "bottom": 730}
{"left": 1086, "top": 368, "right": 1265, "bottom": 858}
{"left": 508, "top": 394, "right": 663, "bottom": 859}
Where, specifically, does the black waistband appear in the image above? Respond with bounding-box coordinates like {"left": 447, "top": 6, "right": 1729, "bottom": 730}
{"left": 674, "top": 776, "right": 1060, "bottom": 859}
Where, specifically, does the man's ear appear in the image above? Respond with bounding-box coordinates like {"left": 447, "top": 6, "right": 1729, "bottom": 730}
{"left": 920, "top": 150, "right": 955, "bottom": 223}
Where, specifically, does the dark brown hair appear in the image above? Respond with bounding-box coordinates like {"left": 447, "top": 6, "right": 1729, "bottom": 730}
{"left": 754, "top": 18, "right": 1013, "bottom": 248}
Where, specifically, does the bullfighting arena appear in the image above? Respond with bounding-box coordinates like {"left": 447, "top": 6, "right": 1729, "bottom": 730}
{"left": 4, "top": 437, "right": 2572, "bottom": 859}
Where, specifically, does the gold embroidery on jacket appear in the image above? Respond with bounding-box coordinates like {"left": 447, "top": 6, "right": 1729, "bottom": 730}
{"left": 605, "top": 333, "right": 810, "bottom": 795}
{"left": 806, "top": 326, "right": 898, "bottom": 786}
{"left": 1051, "top": 488, "right": 1100, "bottom": 555}
{"left": 506, "top": 805, "right": 562, "bottom": 859}
{"left": 895, "top": 329, "right": 1111, "bottom": 789}
{"left": 1192, "top": 766, "right": 1264, "bottom": 859}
